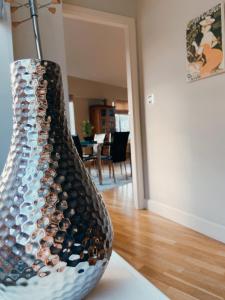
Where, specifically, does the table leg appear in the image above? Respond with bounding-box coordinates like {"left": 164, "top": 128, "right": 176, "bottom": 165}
{"left": 97, "top": 144, "right": 103, "bottom": 185}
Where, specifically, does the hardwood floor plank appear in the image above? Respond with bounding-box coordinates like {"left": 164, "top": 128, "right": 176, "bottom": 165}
{"left": 102, "top": 183, "right": 225, "bottom": 300}
{"left": 166, "top": 287, "right": 199, "bottom": 300}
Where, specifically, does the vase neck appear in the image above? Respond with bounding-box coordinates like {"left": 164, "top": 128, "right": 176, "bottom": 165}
{"left": 11, "top": 59, "right": 66, "bottom": 128}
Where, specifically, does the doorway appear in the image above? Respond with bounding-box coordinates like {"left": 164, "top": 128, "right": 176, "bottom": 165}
{"left": 62, "top": 4, "right": 145, "bottom": 209}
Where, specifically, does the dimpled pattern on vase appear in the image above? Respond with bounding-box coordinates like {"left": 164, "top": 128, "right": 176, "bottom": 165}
{"left": 0, "top": 59, "right": 113, "bottom": 300}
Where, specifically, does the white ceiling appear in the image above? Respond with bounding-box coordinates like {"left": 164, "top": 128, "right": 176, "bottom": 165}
{"left": 63, "top": 17, "right": 127, "bottom": 88}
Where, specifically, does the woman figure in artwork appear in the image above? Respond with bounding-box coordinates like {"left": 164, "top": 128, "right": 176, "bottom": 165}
{"left": 192, "top": 16, "right": 223, "bottom": 77}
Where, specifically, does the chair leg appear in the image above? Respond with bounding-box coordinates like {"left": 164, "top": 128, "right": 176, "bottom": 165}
{"left": 94, "top": 159, "right": 98, "bottom": 176}
{"left": 87, "top": 162, "right": 91, "bottom": 175}
{"left": 124, "top": 161, "right": 128, "bottom": 180}
{"left": 108, "top": 161, "right": 112, "bottom": 178}
{"left": 111, "top": 161, "right": 116, "bottom": 183}
{"left": 120, "top": 162, "right": 123, "bottom": 175}
{"left": 91, "top": 160, "right": 95, "bottom": 174}
{"left": 130, "top": 157, "right": 132, "bottom": 177}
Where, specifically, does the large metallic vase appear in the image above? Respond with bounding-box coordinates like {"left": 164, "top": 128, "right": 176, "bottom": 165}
{"left": 0, "top": 59, "right": 113, "bottom": 300}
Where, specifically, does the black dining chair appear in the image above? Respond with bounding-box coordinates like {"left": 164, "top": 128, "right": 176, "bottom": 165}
{"left": 72, "top": 135, "right": 96, "bottom": 175}
{"left": 101, "top": 131, "right": 130, "bottom": 182}
{"left": 72, "top": 135, "right": 83, "bottom": 160}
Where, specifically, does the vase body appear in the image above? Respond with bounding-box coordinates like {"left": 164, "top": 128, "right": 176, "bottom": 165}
{"left": 0, "top": 59, "right": 113, "bottom": 300}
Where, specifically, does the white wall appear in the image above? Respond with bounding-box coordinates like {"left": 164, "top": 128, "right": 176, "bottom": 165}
{"left": 64, "top": 16, "right": 127, "bottom": 88}
{"left": 0, "top": 4, "right": 13, "bottom": 173}
{"left": 137, "top": 0, "right": 225, "bottom": 242}
{"left": 13, "top": 3, "right": 69, "bottom": 115}
{"left": 63, "top": 0, "right": 137, "bottom": 18}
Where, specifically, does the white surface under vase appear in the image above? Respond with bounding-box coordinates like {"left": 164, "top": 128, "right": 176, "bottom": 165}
{"left": 88, "top": 252, "right": 170, "bottom": 300}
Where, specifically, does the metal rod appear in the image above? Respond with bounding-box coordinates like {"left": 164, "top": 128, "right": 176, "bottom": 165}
{"left": 0, "top": 0, "right": 3, "bottom": 18}
{"left": 29, "top": 0, "right": 43, "bottom": 60}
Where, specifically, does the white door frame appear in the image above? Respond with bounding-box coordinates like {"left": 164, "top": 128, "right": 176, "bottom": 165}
{"left": 63, "top": 4, "right": 145, "bottom": 209}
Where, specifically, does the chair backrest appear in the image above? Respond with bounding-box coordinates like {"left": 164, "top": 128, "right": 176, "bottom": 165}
{"left": 72, "top": 135, "right": 83, "bottom": 159}
{"left": 110, "top": 132, "right": 130, "bottom": 163}
{"left": 93, "top": 133, "right": 106, "bottom": 154}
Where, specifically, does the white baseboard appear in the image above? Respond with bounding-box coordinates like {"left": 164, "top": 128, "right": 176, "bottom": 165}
{"left": 147, "top": 200, "right": 225, "bottom": 244}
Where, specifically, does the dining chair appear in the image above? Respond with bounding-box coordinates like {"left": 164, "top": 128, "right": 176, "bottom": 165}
{"left": 72, "top": 135, "right": 83, "bottom": 159}
{"left": 72, "top": 135, "right": 93, "bottom": 162}
{"left": 101, "top": 131, "right": 130, "bottom": 182}
{"left": 72, "top": 135, "right": 102, "bottom": 179}
{"left": 93, "top": 133, "right": 106, "bottom": 154}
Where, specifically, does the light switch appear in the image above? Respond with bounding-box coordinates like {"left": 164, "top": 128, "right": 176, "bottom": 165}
{"left": 147, "top": 94, "right": 154, "bottom": 104}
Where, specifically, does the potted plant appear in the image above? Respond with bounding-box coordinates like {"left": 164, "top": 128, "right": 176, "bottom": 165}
{"left": 82, "top": 120, "right": 94, "bottom": 141}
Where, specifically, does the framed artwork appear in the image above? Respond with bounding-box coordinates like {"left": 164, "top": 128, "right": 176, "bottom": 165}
{"left": 186, "top": 3, "right": 225, "bottom": 82}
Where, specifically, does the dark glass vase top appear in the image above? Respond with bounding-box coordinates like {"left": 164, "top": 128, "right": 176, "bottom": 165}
{"left": 0, "top": 59, "right": 113, "bottom": 300}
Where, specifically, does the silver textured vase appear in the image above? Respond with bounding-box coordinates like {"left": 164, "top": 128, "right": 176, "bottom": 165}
{"left": 0, "top": 59, "right": 113, "bottom": 300}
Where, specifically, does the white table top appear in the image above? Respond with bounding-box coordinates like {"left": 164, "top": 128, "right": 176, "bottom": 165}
{"left": 87, "top": 251, "right": 169, "bottom": 300}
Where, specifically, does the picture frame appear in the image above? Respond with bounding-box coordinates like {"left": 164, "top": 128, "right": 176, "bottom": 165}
{"left": 186, "top": 3, "right": 225, "bottom": 82}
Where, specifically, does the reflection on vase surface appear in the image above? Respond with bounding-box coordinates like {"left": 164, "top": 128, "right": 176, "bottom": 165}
{"left": 0, "top": 59, "right": 113, "bottom": 300}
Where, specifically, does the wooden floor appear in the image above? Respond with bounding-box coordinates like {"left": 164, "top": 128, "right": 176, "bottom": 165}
{"left": 102, "top": 183, "right": 225, "bottom": 300}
